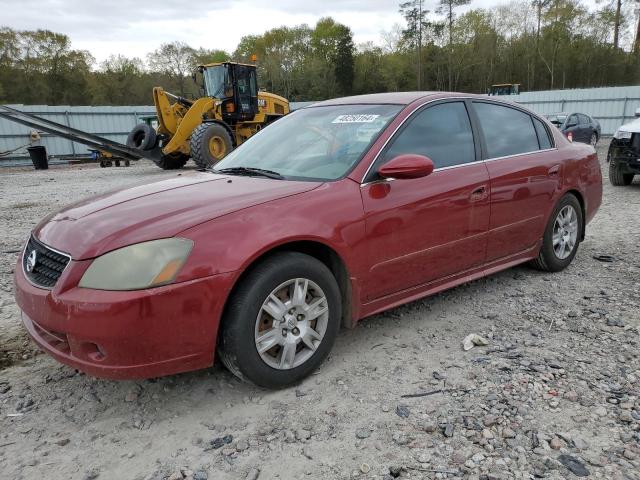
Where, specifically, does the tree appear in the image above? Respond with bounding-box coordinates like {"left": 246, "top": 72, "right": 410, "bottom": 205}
{"left": 191, "top": 48, "right": 230, "bottom": 66}
{"left": 147, "top": 41, "right": 196, "bottom": 96}
{"left": 310, "top": 18, "right": 355, "bottom": 97}
{"left": 437, "top": 0, "right": 471, "bottom": 90}
{"left": 399, "top": 0, "right": 430, "bottom": 89}
{"left": 334, "top": 25, "right": 355, "bottom": 95}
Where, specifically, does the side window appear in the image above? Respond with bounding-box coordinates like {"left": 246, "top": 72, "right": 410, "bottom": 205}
{"left": 474, "top": 102, "right": 540, "bottom": 158}
{"left": 567, "top": 114, "right": 578, "bottom": 126}
{"left": 578, "top": 114, "right": 589, "bottom": 125}
{"left": 377, "top": 102, "right": 475, "bottom": 172}
{"left": 533, "top": 117, "right": 553, "bottom": 149}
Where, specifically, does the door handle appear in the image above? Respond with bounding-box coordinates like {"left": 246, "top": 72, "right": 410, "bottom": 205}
{"left": 548, "top": 165, "right": 560, "bottom": 177}
{"left": 470, "top": 185, "right": 487, "bottom": 201}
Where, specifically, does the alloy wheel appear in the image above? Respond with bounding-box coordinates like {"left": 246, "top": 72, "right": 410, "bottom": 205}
{"left": 254, "top": 278, "right": 329, "bottom": 370}
{"left": 552, "top": 205, "right": 579, "bottom": 260}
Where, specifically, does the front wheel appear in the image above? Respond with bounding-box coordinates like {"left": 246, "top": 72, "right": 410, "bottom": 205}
{"left": 154, "top": 153, "right": 188, "bottom": 170}
{"left": 218, "top": 252, "right": 341, "bottom": 388}
{"left": 190, "top": 123, "right": 234, "bottom": 169}
{"left": 530, "top": 194, "right": 583, "bottom": 272}
{"left": 609, "top": 157, "right": 634, "bottom": 186}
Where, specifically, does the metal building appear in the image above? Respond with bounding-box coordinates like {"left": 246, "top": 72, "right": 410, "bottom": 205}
{"left": 1, "top": 86, "right": 639, "bottom": 167}
{"left": 509, "top": 85, "right": 640, "bottom": 136}
{"left": 0, "top": 105, "right": 155, "bottom": 166}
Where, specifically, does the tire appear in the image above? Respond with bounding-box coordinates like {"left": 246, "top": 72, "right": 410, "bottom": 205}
{"left": 609, "top": 158, "right": 634, "bottom": 186}
{"left": 218, "top": 252, "right": 341, "bottom": 388}
{"left": 190, "top": 123, "right": 234, "bottom": 169}
{"left": 530, "top": 193, "right": 583, "bottom": 272}
{"left": 126, "top": 123, "right": 157, "bottom": 151}
{"left": 589, "top": 132, "right": 598, "bottom": 147}
{"left": 153, "top": 153, "right": 188, "bottom": 170}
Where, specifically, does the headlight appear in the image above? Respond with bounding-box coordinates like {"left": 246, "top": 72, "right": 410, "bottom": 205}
{"left": 613, "top": 129, "right": 632, "bottom": 140}
{"left": 79, "top": 238, "right": 193, "bottom": 290}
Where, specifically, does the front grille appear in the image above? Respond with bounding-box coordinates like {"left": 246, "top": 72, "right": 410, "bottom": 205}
{"left": 22, "top": 236, "right": 71, "bottom": 288}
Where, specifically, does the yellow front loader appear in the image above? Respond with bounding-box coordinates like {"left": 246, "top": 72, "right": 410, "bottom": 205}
{"left": 126, "top": 62, "right": 290, "bottom": 169}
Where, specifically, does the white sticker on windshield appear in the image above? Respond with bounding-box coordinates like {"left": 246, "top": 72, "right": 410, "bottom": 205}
{"left": 332, "top": 114, "right": 380, "bottom": 124}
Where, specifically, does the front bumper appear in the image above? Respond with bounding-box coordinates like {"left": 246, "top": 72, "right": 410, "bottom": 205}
{"left": 608, "top": 135, "right": 640, "bottom": 174}
{"left": 14, "top": 256, "right": 235, "bottom": 380}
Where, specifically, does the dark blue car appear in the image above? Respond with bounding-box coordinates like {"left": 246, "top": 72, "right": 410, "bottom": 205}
{"left": 546, "top": 112, "right": 601, "bottom": 146}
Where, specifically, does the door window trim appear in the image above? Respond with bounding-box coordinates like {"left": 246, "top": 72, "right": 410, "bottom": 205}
{"left": 361, "top": 97, "right": 480, "bottom": 184}
{"left": 470, "top": 100, "right": 557, "bottom": 161}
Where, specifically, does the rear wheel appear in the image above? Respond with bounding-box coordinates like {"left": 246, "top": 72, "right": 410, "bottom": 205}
{"left": 154, "top": 153, "right": 188, "bottom": 170}
{"left": 609, "top": 158, "right": 634, "bottom": 186}
{"left": 190, "top": 123, "right": 234, "bottom": 169}
{"left": 530, "top": 194, "right": 583, "bottom": 272}
{"left": 218, "top": 252, "right": 341, "bottom": 388}
{"left": 589, "top": 132, "right": 598, "bottom": 147}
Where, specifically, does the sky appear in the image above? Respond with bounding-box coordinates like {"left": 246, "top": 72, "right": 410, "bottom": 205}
{"left": 0, "top": 0, "right": 602, "bottom": 64}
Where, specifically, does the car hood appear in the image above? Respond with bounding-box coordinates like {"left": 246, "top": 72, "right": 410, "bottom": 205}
{"left": 618, "top": 117, "right": 640, "bottom": 134}
{"left": 34, "top": 172, "right": 320, "bottom": 260}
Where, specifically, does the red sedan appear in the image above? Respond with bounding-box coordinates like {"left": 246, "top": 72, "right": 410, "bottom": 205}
{"left": 14, "top": 92, "right": 602, "bottom": 388}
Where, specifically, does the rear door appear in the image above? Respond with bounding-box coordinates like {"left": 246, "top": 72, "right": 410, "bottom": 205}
{"left": 472, "top": 101, "right": 561, "bottom": 263}
{"left": 360, "top": 100, "right": 490, "bottom": 300}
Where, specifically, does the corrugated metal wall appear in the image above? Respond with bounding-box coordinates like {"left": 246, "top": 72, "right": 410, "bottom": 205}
{"left": 2, "top": 86, "right": 638, "bottom": 166}
{"left": 0, "top": 105, "right": 155, "bottom": 166}
{"left": 507, "top": 86, "right": 640, "bottom": 136}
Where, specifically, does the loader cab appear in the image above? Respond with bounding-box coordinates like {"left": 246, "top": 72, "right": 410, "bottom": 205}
{"left": 200, "top": 62, "right": 259, "bottom": 123}
{"left": 488, "top": 83, "right": 521, "bottom": 96}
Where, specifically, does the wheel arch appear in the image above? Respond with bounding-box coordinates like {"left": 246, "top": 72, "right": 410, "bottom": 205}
{"left": 222, "top": 240, "right": 355, "bottom": 333}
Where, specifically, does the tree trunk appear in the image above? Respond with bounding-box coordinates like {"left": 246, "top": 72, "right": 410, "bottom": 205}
{"left": 635, "top": 10, "right": 640, "bottom": 54}
{"left": 613, "top": 0, "right": 622, "bottom": 49}
{"left": 448, "top": 2, "right": 453, "bottom": 91}
{"left": 418, "top": 0, "right": 422, "bottom": 90}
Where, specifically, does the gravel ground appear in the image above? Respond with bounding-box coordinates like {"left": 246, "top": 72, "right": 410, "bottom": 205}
{"left": 0, "top": 144, "right": 639, "bottom": 480}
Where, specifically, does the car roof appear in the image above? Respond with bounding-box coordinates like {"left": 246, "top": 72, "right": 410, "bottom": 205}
{"left": 308, "top": 91, "right": 474, "bottom": 107}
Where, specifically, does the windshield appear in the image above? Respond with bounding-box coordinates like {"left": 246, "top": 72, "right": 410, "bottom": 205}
{"left": 214, "top": 104, "right": 402, "bottom": 181}
{"left": 546, "top": 114, "right": 567, "bottom": 125}
{"left": 203, "top": 65, "right": 229, "bottom": 98}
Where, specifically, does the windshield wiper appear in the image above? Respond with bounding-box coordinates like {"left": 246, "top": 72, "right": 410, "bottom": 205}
{"left": 213, "top": 167, "right": 285, "bottom": 180}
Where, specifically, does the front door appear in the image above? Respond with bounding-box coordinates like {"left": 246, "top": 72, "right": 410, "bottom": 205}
{"left": 360, "top": 101, "right": 490, "bottom": 301}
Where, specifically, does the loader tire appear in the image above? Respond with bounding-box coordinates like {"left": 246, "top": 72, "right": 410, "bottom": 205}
{"left": 154, "top": 153, "right": 188, "bottom": 170}
{"left": 127, "top": 123, "right": 157, "bottom": 151}
{"left": 190, "top": 123, "right": 233, "bottom": 169}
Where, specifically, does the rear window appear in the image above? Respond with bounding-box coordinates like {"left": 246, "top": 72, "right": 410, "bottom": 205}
{"left": 474, "top": 102, "right": 540, "bottom": 158}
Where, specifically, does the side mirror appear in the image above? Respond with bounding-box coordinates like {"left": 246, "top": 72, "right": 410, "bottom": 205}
{"left": 377, "top": 154, "right": 435, "bottom": 180}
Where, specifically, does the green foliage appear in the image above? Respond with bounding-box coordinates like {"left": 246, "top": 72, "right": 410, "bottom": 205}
{"left": 0, "top": 2, "right": 638, "bottom": 107}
